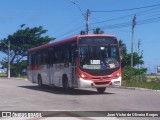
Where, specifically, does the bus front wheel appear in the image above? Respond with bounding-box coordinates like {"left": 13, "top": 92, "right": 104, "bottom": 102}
{"left": 97, "top": 87, "right": 106, "bottom": 94}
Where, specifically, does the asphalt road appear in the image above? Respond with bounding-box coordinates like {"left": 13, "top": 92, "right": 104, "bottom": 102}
{"left": 0, "top": 77, "right": 160, "bottom": 120}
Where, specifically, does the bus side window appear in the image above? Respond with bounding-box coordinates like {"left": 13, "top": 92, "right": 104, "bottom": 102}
{"left": 48, "top": 47, "right": 54, "bottom": 64}
{"left": 54, "top": 47, "right": 58, "bottom": 63}
{"left": 39, "top": 53, "right": 41, "bottom": 65}
{"left": 28, "top": 52, "right": 35, "bottom": 66}
{"left": 62, "top": 47, "right": 69, "bottom": 63}
{"left": 61, "top": 52, "right": 65, "bottom": 62}
{"left": 60, "top": 47, "right": 65, "bottom": 63}
{"left": 43, "top": 50, "right": 48, "bottom": 64}
{"left": 35, "top": 52, "right": 39, "bottom": 65}
{"left": 51, "top": 48, "right": 54, "bottom": 64}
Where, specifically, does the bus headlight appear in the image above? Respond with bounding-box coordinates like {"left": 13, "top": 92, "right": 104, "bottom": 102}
{"left": 80, "top": 73, "right": 88, "bottom": 79}
{"left": 113, "top": 72, "right": 120, "bottom": 79}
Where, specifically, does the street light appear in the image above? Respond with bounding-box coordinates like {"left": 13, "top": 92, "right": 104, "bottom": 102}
{"left": 0, "top": 40, "right": 10, "bottom": 78}
{"left": 70, "top": 0, "right": 90, "bottom": 34}
{"left": 70, "top": 0, "right": 86, "bottom": 20}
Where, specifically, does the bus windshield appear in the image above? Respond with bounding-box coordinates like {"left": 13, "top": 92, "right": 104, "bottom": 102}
{"left": 79, "top": 45, "right": 120, "bottom": 70}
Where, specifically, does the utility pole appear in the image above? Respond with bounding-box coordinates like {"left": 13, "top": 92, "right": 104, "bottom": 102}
{"left": 138, "top": 39, "right": 141, "bottom": 68}
{"left": 138, "top": 39, "right": 141, "bottom": 81}
{"left": 86, "top": 9, "right": 90, "bottom": 34}
{"left": 131, "top": 15, "right": 136, "bottom": 67}
{"left": 138, "top": 39, "right": 141, "bottom": 58}
{"left": 8, "top": 40, "right": 10, "bottom": 78}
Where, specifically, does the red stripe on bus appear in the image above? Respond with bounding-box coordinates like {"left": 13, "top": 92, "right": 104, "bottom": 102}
{"left": 27, "top": 66, "right": 43, "bottom": 70}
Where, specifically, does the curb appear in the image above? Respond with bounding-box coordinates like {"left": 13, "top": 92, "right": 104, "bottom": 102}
{"left": 9, "top": 77, "right": 28, "bottom": 81}
{"left": 113, "top": 86, "right": 160, "bottom": 92}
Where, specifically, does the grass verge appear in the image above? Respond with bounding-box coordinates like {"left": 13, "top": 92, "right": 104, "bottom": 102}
{"left": 122, "top": 80, "right": 160, "bottom": 90}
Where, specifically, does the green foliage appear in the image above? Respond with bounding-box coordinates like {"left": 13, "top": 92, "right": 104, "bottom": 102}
{"left": 123, "top": 79, "right": 160, "bottom": 90}
{"left": 93, "top": 28, "right": 104, "bottom": 34}
{"left": 122, "top": 66, "right": 147, "bottom": 82}
{"left": 119, "top": 40, "right": 160, "bottom": 90}
{"left": 0, "top": 24, "right": 54, "bottom": 77}
{"left": 119, "top": 40, "right": 144, "bottom": 67}
{"left": 121, "top": 52, "right": 144, "bottom": 67}
{"left": 119, "top": 40, "right": 127, "bottom": 56}
{"left": 10, "top": 60, "right": 27, "bottom": 77}
{"left": 80, "top": 31, "right": 86, "bottom": 35}
{"left": 119, "top": 40, "right": 147, "bottom": 83}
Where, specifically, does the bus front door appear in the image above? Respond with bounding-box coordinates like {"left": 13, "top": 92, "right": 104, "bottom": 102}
{"left": 71, "top": 45, "right": 78, "bottom": 88}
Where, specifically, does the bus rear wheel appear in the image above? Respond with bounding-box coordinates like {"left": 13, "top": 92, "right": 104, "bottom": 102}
{"left": 97, "top": 87, "right": 106, "bottom": 94}
{"left": 38, "top": 75, "right": 43, "bottom": 87}
{"left": 62, "top": 76, "right": 69, "bottom": 91}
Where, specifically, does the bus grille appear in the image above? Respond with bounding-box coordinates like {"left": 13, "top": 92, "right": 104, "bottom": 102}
{"left": 94, "top": 81, "right": 110, "bottom": 85}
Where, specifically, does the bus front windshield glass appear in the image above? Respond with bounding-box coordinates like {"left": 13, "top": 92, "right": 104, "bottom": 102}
{"left": 79, "top": 45, "right": 120, "bottom": 70}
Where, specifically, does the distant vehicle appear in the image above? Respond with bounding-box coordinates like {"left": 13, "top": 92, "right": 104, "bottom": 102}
{"left": 151, "top": 73, "right": 157, "bottom": 75}
{"left": 27, "top": 34, "right": 121, "bottom": 93}
{"left": 157, "top": 66, "right": 160, "bottom": 73}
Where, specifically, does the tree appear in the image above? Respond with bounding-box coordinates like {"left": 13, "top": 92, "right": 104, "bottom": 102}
{"left": 80, "top": 28, "right": 104, "bottom": 35}
{"left": 118, "top": 40, "right": 147, "bottom": 81}
{"left": 93, "top": 28, "right": 104, "bottom": 34}
{"left": 0, "top": 24, "right": 54, "bottom": 76}
{"left": 118, "top": 40, "right": 144, "bottom": 68}
{"left": 80, "top": 30, "right": 86, "bottom": 35}
{"left": 121, "top": 52, "right": 144, "bottom": 68}
{"left": 119, "top": 40, "right": 127, "bottom": 56}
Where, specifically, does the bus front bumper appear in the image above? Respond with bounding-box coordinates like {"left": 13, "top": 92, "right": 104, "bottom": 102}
{"left": 78, "top": 77, "right": 121, "bottom": 88}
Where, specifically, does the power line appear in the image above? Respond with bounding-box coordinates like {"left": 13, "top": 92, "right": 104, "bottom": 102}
{"left": 55, "top": 15, "right": 160, "bottom": 40}
{"left": 90, "top": 6, "right": 160, "bottom": 25}
{"left": 52, "top": 16, "right": 84, "bottom": 35}
{"left": 90, "top": 16, "right": 160, "bottom": 30}
{"left": 55, "top": 24, "right": 84, "bottom": 39}
{"left": 91, "top": 3, "right": 160, "bottom": 12}
{"left": 55, "top": 3, "right": 160, "bottom": 40}
{"left": 137, "top": 17, "right": 160, "bottom": 25}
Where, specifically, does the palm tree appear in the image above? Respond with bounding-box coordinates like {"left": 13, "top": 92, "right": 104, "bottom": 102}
{"left": 93, "top": 28, "right": 104, "bottom": 34}
{"left": 80, "top": 31, "right": 86, "bottom": 35}
{"left": 119, "top": 40, "right": 127, "bottom": 56}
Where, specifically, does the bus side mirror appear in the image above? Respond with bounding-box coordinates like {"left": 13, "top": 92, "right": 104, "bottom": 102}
{"left": 120, "top": 56, "right": 123, "bottom": 64}
{"left": 120, "top": 56, "right": 122, "bottom": 60}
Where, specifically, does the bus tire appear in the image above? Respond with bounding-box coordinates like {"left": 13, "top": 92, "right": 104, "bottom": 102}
{"left": 38, "top": 75, "right": 43, "bottom": 87}
{"left": 96, "top": 87, "right": 106, "bottom": 94}
{"left": 62, "top": 75, "right": 69, "bottom": 91}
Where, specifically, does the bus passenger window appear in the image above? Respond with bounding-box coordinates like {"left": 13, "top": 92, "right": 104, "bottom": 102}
{"left": 63, "top": 48, "right": 69, "bottom": 63}
{"left": 54, "top": 52, "right": 58, "bottom": 63}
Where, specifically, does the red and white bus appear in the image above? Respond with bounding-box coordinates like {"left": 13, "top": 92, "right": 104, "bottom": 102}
{"left": 27, "top": 34, "right": 121, "bottom": 93}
